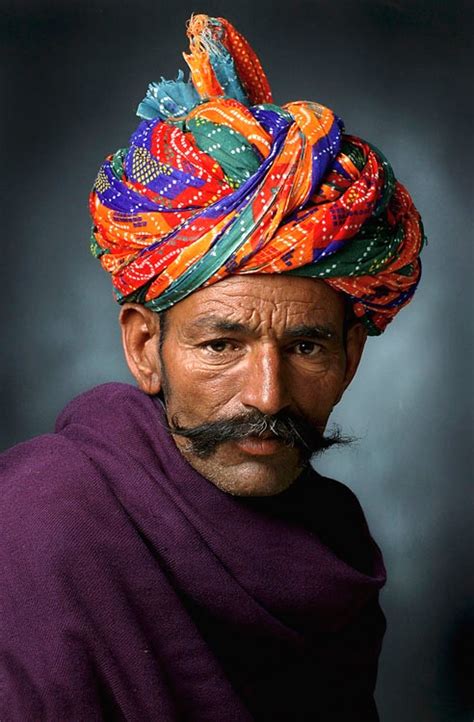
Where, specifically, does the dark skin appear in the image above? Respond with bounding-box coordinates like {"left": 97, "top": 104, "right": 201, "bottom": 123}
{"left": 120, "top": 275, "right": 367, "bottom": 497}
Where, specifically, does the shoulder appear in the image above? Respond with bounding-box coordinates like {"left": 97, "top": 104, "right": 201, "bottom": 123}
{"left": 0, "top": 432, "right": 107, "bottom": 555}
{"left": 54, "top": 381, "right": 157, "bottom": 436}
{"left": 0, "top": 418, "right": 108, "bottom": 496}
{"left": 0, "top": 382, "right": 161, "bottom": 575}
{"left": 0, "top": 431, "right": 99, "bottom": 501}
{"left": 0, "top": 389, "right": 136, "bottom": 588}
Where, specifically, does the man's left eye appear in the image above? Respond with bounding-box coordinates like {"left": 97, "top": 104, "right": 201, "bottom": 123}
{"left": 292, "top": 341, "right": 321, "bottom": 356}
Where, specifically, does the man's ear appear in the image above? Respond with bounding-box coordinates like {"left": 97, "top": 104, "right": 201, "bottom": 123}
{"left": 334, "top": 322, "right": 368, "bottom": 405}
{"left": 119, "top": 303, "right": 163, "bottom": 395}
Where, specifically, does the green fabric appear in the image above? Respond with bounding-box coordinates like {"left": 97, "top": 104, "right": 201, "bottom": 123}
{"left": 186, "top": 117, "right": 261, "bottom": 188}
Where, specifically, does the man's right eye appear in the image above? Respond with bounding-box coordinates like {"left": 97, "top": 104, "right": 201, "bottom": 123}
{"left": 202, "top": 339, "right": 236, "bottom": 353}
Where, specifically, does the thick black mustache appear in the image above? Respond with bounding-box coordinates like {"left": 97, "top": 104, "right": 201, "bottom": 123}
{"left": 167, "top": 409, "right": 352, "bottom": 459}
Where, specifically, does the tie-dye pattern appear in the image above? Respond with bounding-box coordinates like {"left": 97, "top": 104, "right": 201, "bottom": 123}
{"left": 90, "top": 14, "right": 425, "bottom": 334}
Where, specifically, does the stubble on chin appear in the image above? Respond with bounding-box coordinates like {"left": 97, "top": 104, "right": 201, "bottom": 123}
{"left": 173, "top": 434, "right": 306, "bottom": 497}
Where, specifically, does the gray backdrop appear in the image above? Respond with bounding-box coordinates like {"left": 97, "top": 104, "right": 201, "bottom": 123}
{"left": 1, "top": 1, "right": 472, "bottom": 720}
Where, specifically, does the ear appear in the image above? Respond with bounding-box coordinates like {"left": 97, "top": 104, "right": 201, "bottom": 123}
{"left": 119, "top": 303, "right": 163, "bottom": 395}
{"left": 334, "top": 322, "right": 368, "bottom": 405}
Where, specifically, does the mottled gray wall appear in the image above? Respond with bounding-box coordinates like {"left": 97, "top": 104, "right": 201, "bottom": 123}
{"left": 1, "top": 1, "right": 472, "bottom": 720}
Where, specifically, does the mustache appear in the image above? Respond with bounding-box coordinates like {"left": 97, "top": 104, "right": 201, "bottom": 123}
{"left": 167, "top": 409, "right": 353, "bottom": 459}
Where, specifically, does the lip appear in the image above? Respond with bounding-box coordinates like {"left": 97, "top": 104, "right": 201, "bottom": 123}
{"left": 233, "top": 436, "right": 286, "bottom": 456}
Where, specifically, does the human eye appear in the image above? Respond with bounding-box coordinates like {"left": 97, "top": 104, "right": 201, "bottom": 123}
{"left": 289, "top": 340, "right": 323, "bottom": 356}
{"left": 201, "top": 338, "right": 240, "bottom": 354}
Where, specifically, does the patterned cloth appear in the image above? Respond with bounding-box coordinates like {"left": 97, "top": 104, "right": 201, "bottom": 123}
{"left": 90, "top": 14, "right": 425, "bottom": 335}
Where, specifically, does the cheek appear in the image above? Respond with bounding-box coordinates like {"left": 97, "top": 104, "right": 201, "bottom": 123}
{"left": 163, "top": 352, "right": 240, "bottom": 415}
{"left": 290, "top": 364, "right": 346, "bottom": 421}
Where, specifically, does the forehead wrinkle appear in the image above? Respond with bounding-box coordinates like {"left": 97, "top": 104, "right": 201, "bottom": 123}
{"left": 196, "top": 282, "right": 319, "bottom": 308}
{"left": 178, "top": 283, "right": 346, "bottom": 339}
{"left": 181, "top": 312, "right": 340, "bottom": 345}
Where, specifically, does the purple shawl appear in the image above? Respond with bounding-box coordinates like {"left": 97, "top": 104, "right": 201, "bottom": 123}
{"left": 0, "top": 383, "right": 386, "bottom": 721}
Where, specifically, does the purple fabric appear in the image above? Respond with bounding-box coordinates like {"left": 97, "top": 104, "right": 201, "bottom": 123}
{"left": 0, "top": 383, "right": 386, "bottom": 721}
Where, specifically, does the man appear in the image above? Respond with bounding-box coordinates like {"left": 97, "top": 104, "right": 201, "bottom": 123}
{"left": 0, "top": 14, "right": 424, "bottom": 722}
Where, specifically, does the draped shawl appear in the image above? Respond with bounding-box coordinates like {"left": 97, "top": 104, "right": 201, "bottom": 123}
{"left": 0, "top": 383, "right": 386, "bottom": 720}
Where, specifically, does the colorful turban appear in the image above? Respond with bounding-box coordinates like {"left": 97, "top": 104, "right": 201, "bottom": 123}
{"left": 90, "top": 14, "right": 425, "bottom": 335}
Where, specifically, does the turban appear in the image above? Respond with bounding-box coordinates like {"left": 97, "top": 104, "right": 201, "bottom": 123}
{"left": 90, "top": 14, "right": 425, "bottom": 335}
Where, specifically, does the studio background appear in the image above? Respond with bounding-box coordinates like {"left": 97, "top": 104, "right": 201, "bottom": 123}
{"left": 1, "top": 1, "right": 472, "bottom": 720}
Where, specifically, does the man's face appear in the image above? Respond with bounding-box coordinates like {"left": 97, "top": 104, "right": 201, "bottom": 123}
{"left": 151, "top": 275, "right": 366, "bottom": 497}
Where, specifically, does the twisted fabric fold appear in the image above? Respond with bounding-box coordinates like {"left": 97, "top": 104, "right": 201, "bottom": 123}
{"left": 90, "top": 14, "right": 425, "bottom": 334}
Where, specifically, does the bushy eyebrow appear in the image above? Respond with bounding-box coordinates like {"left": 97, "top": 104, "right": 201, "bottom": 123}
{"left": 189, "top": 316, "right": 339, "bottom": 341}
{"left": 283, "top": 324, "right": 338, "bottom": 341}
{"left": 192, "top": 317, "right": 248, "bottom": 334}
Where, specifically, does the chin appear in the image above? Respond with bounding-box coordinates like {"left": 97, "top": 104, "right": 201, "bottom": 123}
{"left": 222, "top": 479, "right": 295, "bottom": 497}
{"left": 178, "top": 439, "right": 307, "bottom": 497}
{"left": 198, "top": 459, "right": 304, "bottom": 497}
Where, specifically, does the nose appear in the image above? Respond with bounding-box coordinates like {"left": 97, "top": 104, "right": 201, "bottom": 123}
{"left": 239, "top": 343, "right": 291, "bottom": 416}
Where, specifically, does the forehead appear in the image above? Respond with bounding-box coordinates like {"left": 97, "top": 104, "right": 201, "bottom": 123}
{"left": 168, "top": 275, "right": 346, "bottom": 332}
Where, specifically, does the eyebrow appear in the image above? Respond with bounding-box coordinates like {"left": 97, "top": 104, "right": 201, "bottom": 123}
{"left": 283, "top": 324, "right": 338, "bottom": 341}
{"left": 189, "top": 316, "right": 339, "bottom": 341}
